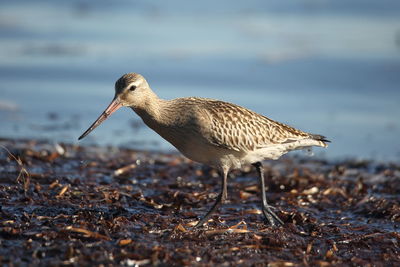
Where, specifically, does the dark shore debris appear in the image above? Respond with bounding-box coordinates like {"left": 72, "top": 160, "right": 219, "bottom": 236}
{"left": 0, "top": 138, "right": 399, "bottom": 266}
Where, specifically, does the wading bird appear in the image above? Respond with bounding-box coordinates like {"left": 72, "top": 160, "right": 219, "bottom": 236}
{"left": 79, "top": 73, "right": 329, "bottom": 227}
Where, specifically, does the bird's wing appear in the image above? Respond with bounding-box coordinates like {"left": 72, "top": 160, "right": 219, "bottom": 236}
{"left": 199, "top": 99, "right": 310, "bottom": 152}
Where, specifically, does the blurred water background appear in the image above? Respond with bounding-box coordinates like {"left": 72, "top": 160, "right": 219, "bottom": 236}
{"left": 0, "top": 0, "right": 399, "bottom": 161}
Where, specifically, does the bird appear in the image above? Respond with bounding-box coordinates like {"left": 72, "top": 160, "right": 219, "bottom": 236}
{"left": 79, "top": 73, "right": 329, "bottom": 227}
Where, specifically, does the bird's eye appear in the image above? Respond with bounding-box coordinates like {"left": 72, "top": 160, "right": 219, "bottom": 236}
{"left": 129, "top": 85, "right": 136, "bottom": 91}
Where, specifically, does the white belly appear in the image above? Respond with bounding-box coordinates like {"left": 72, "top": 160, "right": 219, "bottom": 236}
{"left": 242, "top": 138, "right": 325, "bottom": 163}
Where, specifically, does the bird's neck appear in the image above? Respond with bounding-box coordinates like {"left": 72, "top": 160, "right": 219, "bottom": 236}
{"left": 131, "top": 91, "right": 170, "bottom": 126}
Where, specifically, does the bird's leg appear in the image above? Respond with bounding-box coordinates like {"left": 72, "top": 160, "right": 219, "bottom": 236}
{"left": 195, "top": 168, "right": 228, "bottom": 227}
{"left": 252, "top": 162, "right": 284, "bottom": 226}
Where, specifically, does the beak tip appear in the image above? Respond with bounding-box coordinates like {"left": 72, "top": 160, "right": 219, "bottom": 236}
{"left": 78, "top": 133, "right": 87, "bottom": 140}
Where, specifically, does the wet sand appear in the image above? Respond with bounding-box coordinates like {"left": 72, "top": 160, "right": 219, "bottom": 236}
{"left": 1, "top": 138, "right": 399, "bottom": 266}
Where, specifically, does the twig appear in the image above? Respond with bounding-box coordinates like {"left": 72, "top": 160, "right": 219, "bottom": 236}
{"left": 1, "top": 145, "right": 31, "bottom": 195}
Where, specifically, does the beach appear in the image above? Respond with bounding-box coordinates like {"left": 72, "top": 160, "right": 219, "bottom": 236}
{"left": 1, "top": 138, "right": 399, "bottom": 265}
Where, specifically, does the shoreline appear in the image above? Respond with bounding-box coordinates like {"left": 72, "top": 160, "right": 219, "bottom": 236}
{"left": 1, "top": 136, "right": 398, "bottom": 165}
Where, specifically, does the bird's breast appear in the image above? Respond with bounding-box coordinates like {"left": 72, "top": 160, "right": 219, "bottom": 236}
{"left": 145, "top": 118, "right": 243, "bottom": 169}
{"left": 132, "top": 100, "right": 246, "bottom": 169}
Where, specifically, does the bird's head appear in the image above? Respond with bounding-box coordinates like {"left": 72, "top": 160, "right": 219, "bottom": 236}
{"left": 78, "top": 72, "right": 151, "bottom": 140}
{"left": 114, "top": 73, "right": 151, "bottom": 107}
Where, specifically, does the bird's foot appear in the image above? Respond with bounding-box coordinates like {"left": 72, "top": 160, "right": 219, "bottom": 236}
{"left": 194, "top": 197, "right": 224, "bottom": 228}
{"left": 262, "top": 205, "right": 284, "bottom": 226}
{"left": 194, "top": 216, "right": 209, "bottom": 228}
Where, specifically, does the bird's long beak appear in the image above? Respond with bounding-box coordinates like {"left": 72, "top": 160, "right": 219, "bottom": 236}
{"left": 78, "top": 97, "right": 122, "bottom": 140}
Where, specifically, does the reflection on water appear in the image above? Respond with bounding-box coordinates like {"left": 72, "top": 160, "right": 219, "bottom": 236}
{"left": 0, "top": 0, "right": 399, "bottom": 161}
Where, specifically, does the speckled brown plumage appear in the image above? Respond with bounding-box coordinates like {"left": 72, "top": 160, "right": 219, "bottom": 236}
{"left": 197, "top": 98, "right": 313, "bottom": 151}
{"left": 111, "top": 73, "right": 330, "bottom": 167}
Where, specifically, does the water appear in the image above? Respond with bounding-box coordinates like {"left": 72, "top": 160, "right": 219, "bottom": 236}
{"left": 1, "top": 0, "right": 399, "bottom": 161}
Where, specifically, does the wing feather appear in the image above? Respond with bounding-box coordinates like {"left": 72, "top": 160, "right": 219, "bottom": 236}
{"left": 197, "top": 99, "right": 309, "bottom": 152}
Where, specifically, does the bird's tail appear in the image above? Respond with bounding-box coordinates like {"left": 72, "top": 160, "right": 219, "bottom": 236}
{"left": 309, "top": 134, "right": 330, "bottom": 147}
